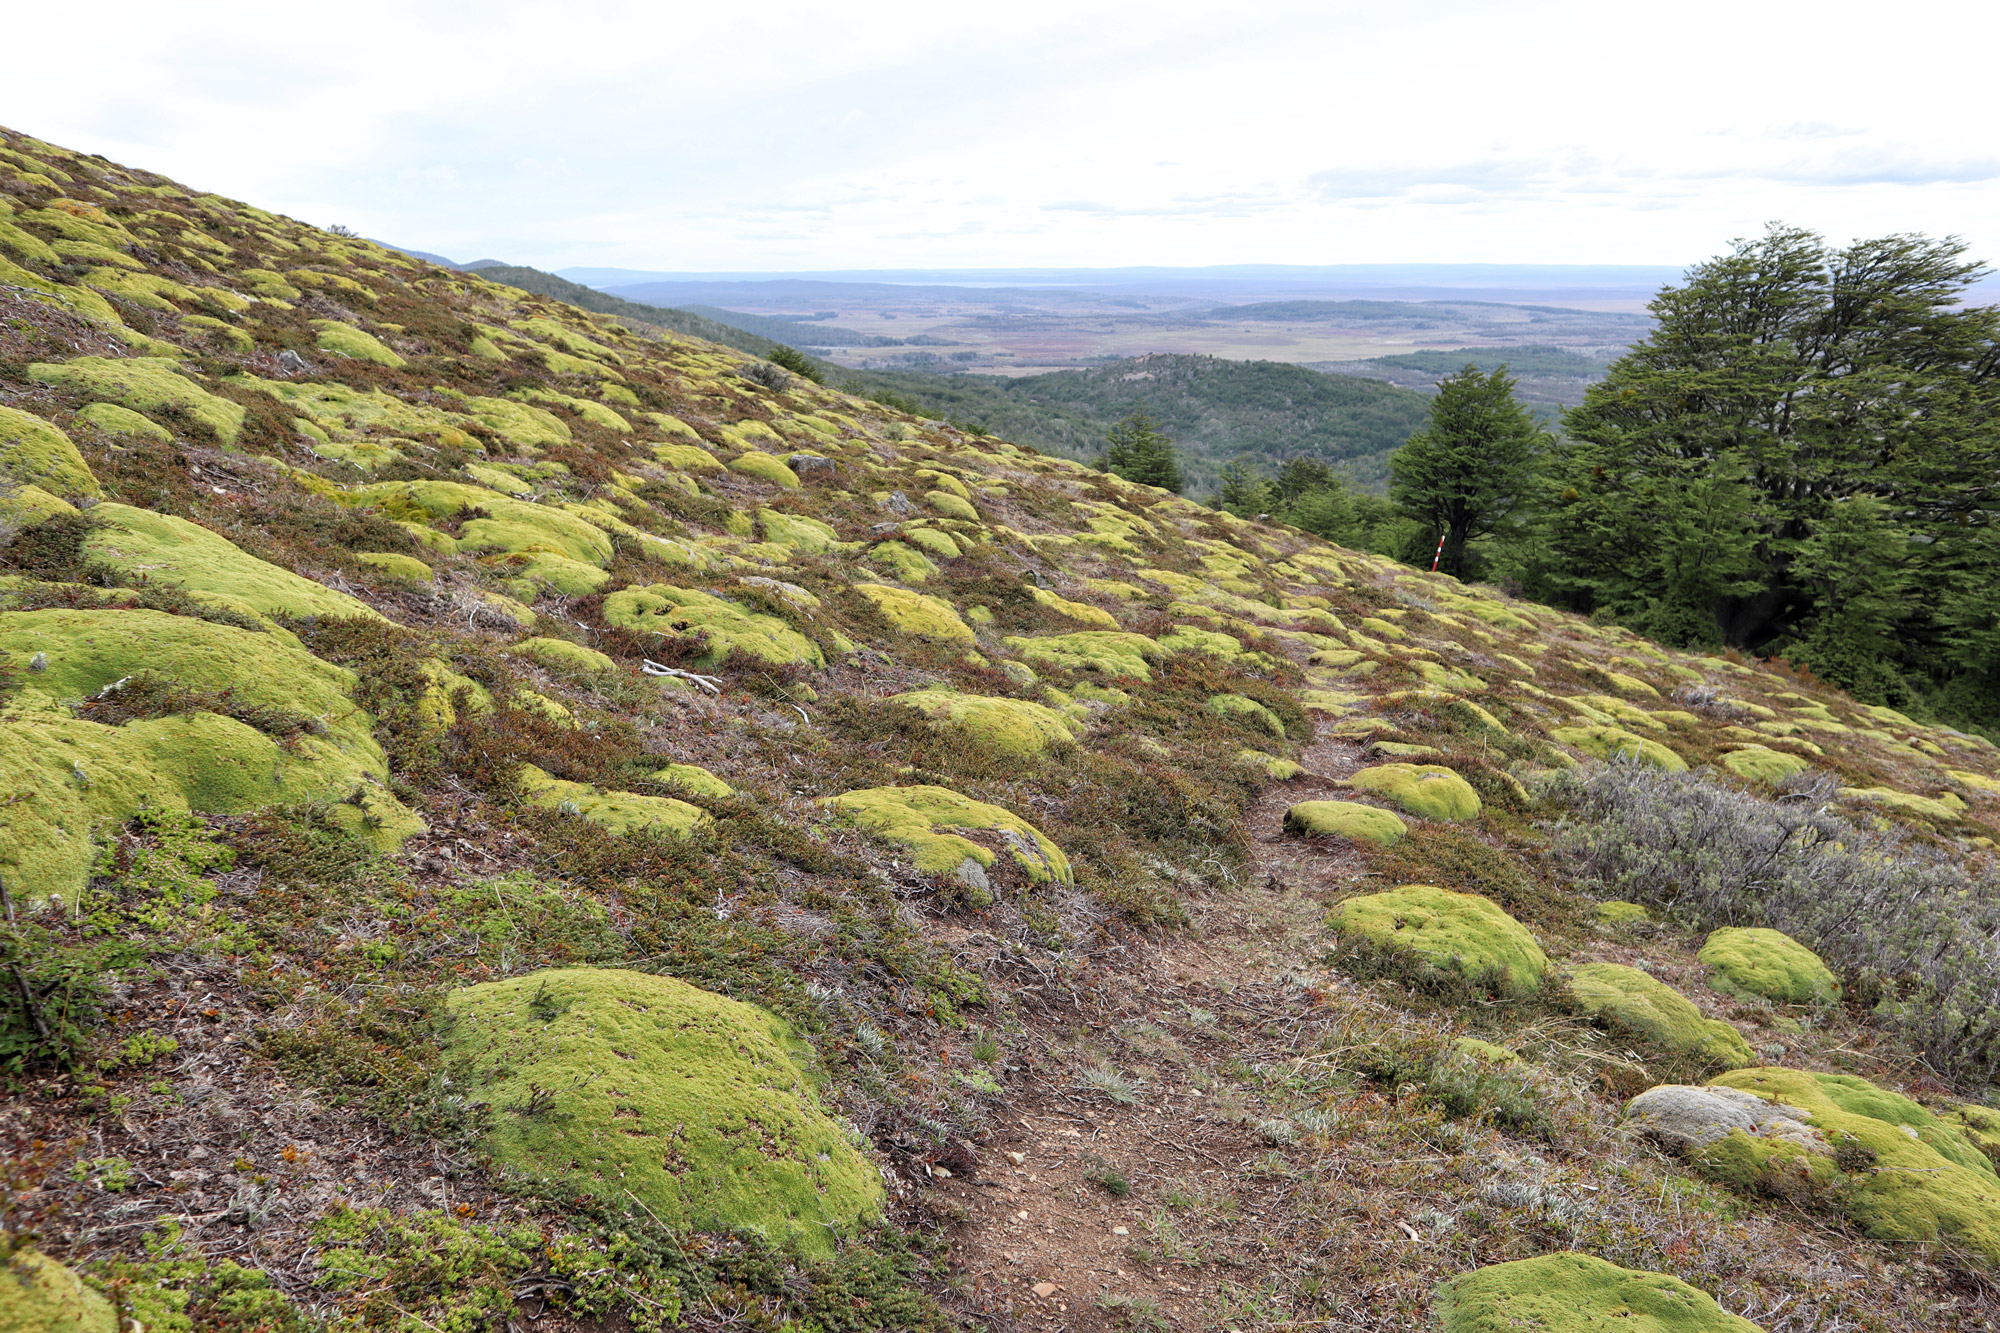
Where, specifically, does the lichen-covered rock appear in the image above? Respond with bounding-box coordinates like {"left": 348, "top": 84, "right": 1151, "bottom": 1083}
{"left": 604, "top": 585, "right": 824, "bottom": 668}
{"left": 1284, "top": 800, "right": 1408, "bottom": 847}
{"left": 1345, "top": 763, "right": 1481, "bottom": 820}
{"left": 1717, "top": 745, "right": 1813, "bottom": 783}
{"left": 445, "top": 968, "right": 882, "bottom": 1257}
{"left": 1435, "top": 1252, "right": 1764, "bottom": 1333}
{"left": 518, "top": 764, "right": 710, "bottom": 838}
{"left": 1552, "top": 724, "right": 1688, "bottom": 771}
{"left": 821, "top": 784, "right": 1071, "bottom": 884}
{"left": 1329, "top": 884, "right": 1547, "bottom": 998}
{"left": 1698, "top": 927, "right": 1838, "bottom": 1004}
{"left": 1004, "top": 631, "right": 1164, "bottom": 680}
{"left": 1565, "top": 964, "right": 1755, "bottom": 1070}
{"left": 890, "top": 689, "right": 1076, "bottom": 760}
{"left": 0, "top": 404, "right": 101, "bottom": 496}
{"left": 27, "top": 356, "right": 246, "bottom": 442}
{"left": 0, "top": 1247, "right": 118, "bottom": 1333}
{"left": 84, "top": 502, "right": 384, "bottom": 623}
{"left": 854, "top": 584, "right": 975, "bottom": 644}
{"left": 1628, "top": 1069, "right": 2000, "bottom": 1264}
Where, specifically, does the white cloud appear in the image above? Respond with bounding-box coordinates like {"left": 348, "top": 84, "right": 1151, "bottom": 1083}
{"left": 2, "top": 0, "right": 1996, "bottom": 270}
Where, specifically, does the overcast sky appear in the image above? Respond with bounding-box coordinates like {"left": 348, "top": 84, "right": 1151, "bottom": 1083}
{"left": 5, "top": 0, "right": 1995, "bottom": 273}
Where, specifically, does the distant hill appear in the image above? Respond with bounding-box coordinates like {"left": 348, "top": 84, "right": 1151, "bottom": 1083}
{"left": 680, "top": 304, "right": 901, "bottom": 348}
{"left": 1314, "top": 343, "right": 1613, "bottom": 411}
{"left": 843, "top": 353, "right": 1432, "bottom": 492}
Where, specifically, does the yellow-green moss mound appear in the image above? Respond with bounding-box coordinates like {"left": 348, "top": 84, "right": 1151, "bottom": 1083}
{"left": 1435, "top": 1252, "right": 1763, "bottom": 1333}
{"left": 890, "top": 690, "right": 1076, "bottom": 760}
{"left": 508, "top": 637, "right": 618, "bottom": 674}
{"left": 1284, "top": 800, "right": 1407, "bottom": 846}
{"left": 518, "top": 765, "right": 710, "bottom": 838}
{"left": 1004, "top": 631, "right": 1163, "bottom": 680}
{"left": 0, "top": 608, "right": 415, "bottom": 901}
{"left": 1208, "top": 692, "right": 1285, "bottom": 737}
{"left": 651, "top": 763, "right": 733, "bottom": 799}
{"left": 0, "top": 405, "right": 100, "bottom": 496}
{"left": 1565, "top": 963, "right": 1755, "bottom": 1071}
{"left": 83, "top": 503, "right": 383, "bottom": 623}
{"left": 1632, "top": 1068, "right": 2000, "bottom": 1264}
{"left": 0, "top": 1247, "right": 117, "bottom": 1333}
{"left": 1717, "top": 745, "right": 1813, "bottom": 783}
{"left": 1329, "top": 884, "right": 1547, "bottom": 998}
{"left": 1553, "top": 724, "right": 1688, "bottom": 771}
{"left": 727, "top": 450, "right": 801, "bottom": 489}
{"left": 1346, "top": 763, "right": 1481, "bottom": 820}
{"left": 1699, "top": 927, "right": 1838, "bottom": 1004}
{"left": 445, "top": 968, "right": 882, "bottom": 1258}
{"left": 604, "top": 585, "right": 824, "bottom": 669}
{"left": 821, "top": 785, "right": 1071, "bottom": 885}
{"left": 27, "top": 356, "right": 245, "bottom": 442}
{"left": 313, "top": 319, "right": 405, "bottom": 367}
{"left": 853, "top": 584, "right": 974, "bottom": 645}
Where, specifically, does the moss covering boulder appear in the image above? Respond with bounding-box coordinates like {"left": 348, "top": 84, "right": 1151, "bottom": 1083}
{"left": 1552, "top": 724, "right": 1688, "bottom": 771}
{"left": 1435, "top": 1252, "right": 1763, "bottom": 1333}
{"left": 854, "top": 584, "right": 975, "bottom": 645}
{"left": 1329, "top": 884, "right": 1547, "bottom": 998}
{"left": 83, "top": 502, "right": 384, "bottom": 623}
{"left": 0, "top": 1247, "right": 118, "bottom": 1333}
{"left": 1565, "top": 963, "right": 1755, "bottom": 1071}
{"left": 0, "top": 608, "right": 416, "bottom": 901}
{"left": 0, "top": 405, "right": 101, "bottom": 496}
{"left": 518, "top": 765, "right": 710, "bottom": 838}
{"left": 445, "top": 968, "right": 882, "bottom": 1257}
{"left": 1004, "top": 631, "right": 1165, "bottom": 680}
{"left": 604, "top": 585, "right": 824, "bottom": 669}
{"left": 1629, "top": 1069, "right": 2000, "bottom": 1263}
{"left": 822, "top": 785, "right": 1071, "bottom": 886}
{"left": 1698, "top": 927, "right": 1838, "bottom": 1004}
{"left": 27, "top": 356, "right": 245, "bottom": 442}
{"left": 890, "top": 689, "right": 1075, "bottom": 760}
{"left": 1346, "top": 763, "right": 1481, "bottom": 820}
{"left": 1284, "top": 800, "right": 1408, "bottom": 847}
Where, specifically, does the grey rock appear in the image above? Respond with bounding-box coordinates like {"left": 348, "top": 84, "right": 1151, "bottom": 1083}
{"left": 787, "top": 452, "right": 836, "bottom": 477}
{"left": 882, "top": 490, "right": 913, "bottom": 515}
{"left": 276, "top": 348, "right": 312, "bottom": 375}
{"left": 1623, "top": 1083, "right": 1829, "bottom": 1154}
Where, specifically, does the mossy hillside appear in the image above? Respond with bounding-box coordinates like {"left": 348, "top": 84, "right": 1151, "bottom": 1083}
{"left": 0, "top": 404, "right": 102, "bottom": 497}
{"left": 1284, "top": 799, "right": 1408, "bottom": 847}
{"left": 822, "top": 785, "right": 1071, "bottom": 884}
{"left": 1329, "top": 884, "right": 1549, "bottom": 999}
{"left": 1698, "top": 928, "right": 1839, "bottom": 1004}
{"left": 0, "top": 1247, "right": 118, "bottom": 1333}
{"left": 1346, "top": 763, "right": 1482, "bottom": 820}
{"left": 889, "top": 689, "right": 1076, "bottom": 760}
{"left": 1564, "top": 963, "right": 1756, "bottom": 1071}
{"left": 1004, "top": 630, "right": 1164, "bottom": 680}
{"left": 445, "top": 968, "right": 882, "bottom": 1258}
{"left": 1435, "top": 1253, "right": 1764, "bottom": 1333}
{"left": 346, "top": 480, "right": 617, "bottom": 566}
{"left": 604, "top": 585, "right": 825, "bottom": 669}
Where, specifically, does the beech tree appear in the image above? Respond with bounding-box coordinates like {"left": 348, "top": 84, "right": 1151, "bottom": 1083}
{"left": 1387, "top": 365, "right": 1544, "bottom": 579}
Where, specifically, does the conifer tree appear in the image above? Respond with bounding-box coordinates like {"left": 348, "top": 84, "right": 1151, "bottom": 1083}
{"left": 1387, "top": 365, "right": 1544, "bottom": 579}
{"left": 1099, "top": 410, "right": 1184, "bottom": 493}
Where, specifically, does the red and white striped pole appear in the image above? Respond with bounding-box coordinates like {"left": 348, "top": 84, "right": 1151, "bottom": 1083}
{"left": 1430, "top": 532, "right": 1447, "bottom": 572}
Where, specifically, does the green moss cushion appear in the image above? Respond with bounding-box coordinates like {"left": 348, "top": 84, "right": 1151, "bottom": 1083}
{"left": 507, "top": 636, "right": 618, "bottom": 674}
{"left": 821, "top": 784, "right": 1070, "bottom": 884}
{"left": 84, "top": 502, "right": 384, "bottom": 623}
{"left": 1565, "top": 963, "right": 1755, "bottom": 1071}
{"left": 1698, "top": 927, "right": 1838, "bottom": 1004}
{"left": 0, "top": 1248, "right": 117, "bottom": 1333}
{"left": 27, "top": 356, "right": 245, "bottom": 443}
{"left": 1552, "top": 724, "right": 1688, "bottom": 771}
{"left": 1284, "top": 800, "right": 1408, "bottom": 847}
{"left": 445, "top": 968, "right": 882, "bottom": 1257}
{"left": 1717, "top": 745, "right": 1813, "bottom": 783}
{"left": 1329, "top": 884, "right": 1547, "bottom": 998}
{"left": 0, "top": 405, "right": 102, "bottom": 495}
{"left": 1630, "top": 1069, "right": 2000, "bottom": 1263}
{"left": 1208, "top": 693, "right": 1285, "bottom": 738}
{"left": 854, "top": 584, "right": 975, "bottom": 645}
{"left": 603, "top": 585, "right": 824, "bottom": 668}
{"left": 1346, "top": 763, "right": 1482, "bottom": 820}
{"left": 1435, "top": 1252, "right": 1764, "bottom": 1332}
{"left": 518, "top": 765, "right": 710, "bottom": 839}
{"left": 1004, "top": 631, "right": 1164, "bottom": 680}
{"left": 890, "top": 690, "right": 1075, "bottom": 760}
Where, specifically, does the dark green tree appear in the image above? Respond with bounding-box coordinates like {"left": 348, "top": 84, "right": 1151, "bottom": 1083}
{"left": 1387, "top": 365, "right": 1544, "bottom": 579}
{"left": 1213, "top": 460, "right": 1272, "bottom": 515}
{"left": 1099, "top": 410, "right": 1184, "bottom": 493}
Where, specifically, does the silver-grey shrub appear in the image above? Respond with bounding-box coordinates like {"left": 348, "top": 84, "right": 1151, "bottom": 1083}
{"left": 1552, "top": 763, "right": 2000, "bottom": 1087}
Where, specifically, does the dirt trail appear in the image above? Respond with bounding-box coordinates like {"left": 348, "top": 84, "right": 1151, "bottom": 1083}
{"left": 931, "top": 732, "right": 1388, "bottom": 1331}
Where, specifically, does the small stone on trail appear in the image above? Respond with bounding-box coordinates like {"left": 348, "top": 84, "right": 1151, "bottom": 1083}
{"left": 1032, "top": 1282, "right": 1058, "bottom": 1297}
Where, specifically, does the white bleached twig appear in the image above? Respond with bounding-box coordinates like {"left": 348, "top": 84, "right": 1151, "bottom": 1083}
{"left": 641, "top": 659, "right": 721, "bottom": 694}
